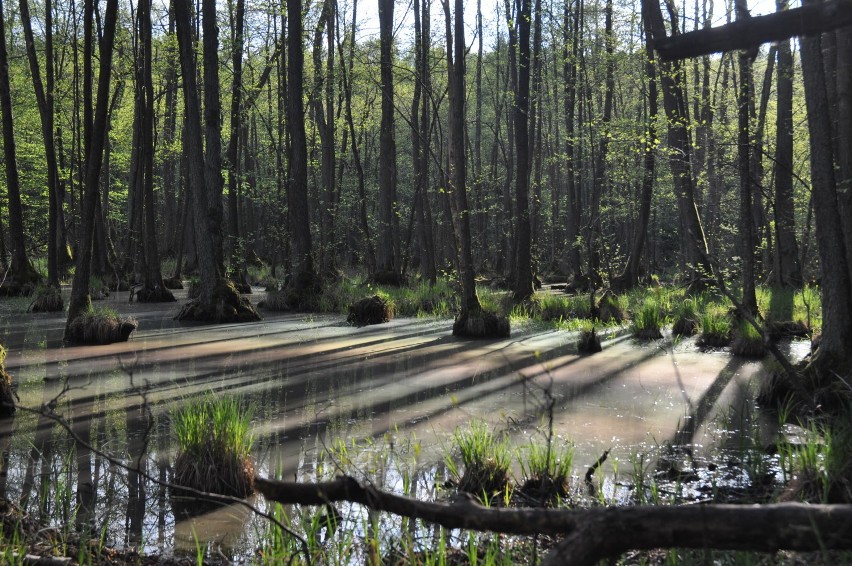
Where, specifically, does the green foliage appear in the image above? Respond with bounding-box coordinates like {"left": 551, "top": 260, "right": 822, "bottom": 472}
{"left": 731, "top": 319, "right": 766, "bottom": 358}
{"left": 672, "top": 296, "right": 701, "bottom": 337}
{"left": 783, "top": 413, "right": 852, "bottom": 503}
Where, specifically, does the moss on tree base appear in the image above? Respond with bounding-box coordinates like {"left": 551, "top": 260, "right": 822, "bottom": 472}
{"left": 452, "top": 310, "right": 510, "bottom": 339}
{"left": 28, "top": 286, "right": 64, "bottom": 313}
{"left": 135, "top": 284, "right": 177, "bottom": 303}
{"left": 176, "top": 281, "right": 262, "bottom": 323}
{"left": 65, "top": 313, "right": 138, "bottom": 345}
{"left": 347, "top": 295, "right": 395, "bottom": 326}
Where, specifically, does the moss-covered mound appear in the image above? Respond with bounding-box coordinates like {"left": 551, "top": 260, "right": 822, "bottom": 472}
{"left": 0, "top": 263, "right": 40, "bottom": 297}
{"left": 65, "top": 311, "right": 138, "bottom": 345}
{"left": 347, "top": 295, "right": 395, "bottom": 326}
{"left": 28, "top": 286, "right": 64, "bottom": 313}
{"left": 0, "top": 345, "right": 16, "bottom": 417}
{"left": 452, "top": 310, "right": 510, "bottom": 339}
{"left": 175, "top": 281, "right": 262, "bottom": 323}
{"left": 135, "top": 284, "right": 177, "bottom": 303}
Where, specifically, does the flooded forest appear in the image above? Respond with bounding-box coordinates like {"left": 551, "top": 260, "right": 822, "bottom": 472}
{"left": 1, "top": 0, "right": 852, "bottom": 563}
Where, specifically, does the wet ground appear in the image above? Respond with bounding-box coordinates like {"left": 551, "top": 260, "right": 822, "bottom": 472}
{"left": 0, "top": 286, "right": 797, "bottom": 560}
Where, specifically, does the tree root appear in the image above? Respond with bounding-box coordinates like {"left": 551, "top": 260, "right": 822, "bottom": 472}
{"left": 28, "top": 287, "right": 64, "bottom": 313}
{"left": 347, "top": 295, "right": 394, "bottom": 326}
{"left": 175, "top": 281, "right": 262, "bottom": 323}
{"left": 452, "top": 310, "right": 510, "bottom": 338}
{"left": 65, "top": 313, "right": 138, "bottom": 345}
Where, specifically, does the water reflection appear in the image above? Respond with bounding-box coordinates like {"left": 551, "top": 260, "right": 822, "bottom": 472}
{"left": 0, "top": 296, "right": 794, "bottom": 559}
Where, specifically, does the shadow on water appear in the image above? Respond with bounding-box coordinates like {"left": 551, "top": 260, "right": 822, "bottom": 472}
{"left": 0, "top": 300, "right": 777, "bottom": 557}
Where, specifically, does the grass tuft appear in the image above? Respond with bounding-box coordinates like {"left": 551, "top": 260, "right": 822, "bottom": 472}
{"left": 450, "top": 420, "right": 511, "bottom": 500}
{"left": 517, "top": 441, "right": 574, "bottom": 505}
{"left": 697, "top": 304, "right": 732, "bottom": 348}
{"left": 730, "top": 319, "right": 766, "bottom": 358}
{"left": 173, "top": 395, "right": 255, "bottom": 499}
{"left": 631, "top": 299, "right": 664, "bottom": 340}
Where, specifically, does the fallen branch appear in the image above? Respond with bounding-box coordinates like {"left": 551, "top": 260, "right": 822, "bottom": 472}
{"left": 256, "top": 475, "right": 852, "bottom": 564}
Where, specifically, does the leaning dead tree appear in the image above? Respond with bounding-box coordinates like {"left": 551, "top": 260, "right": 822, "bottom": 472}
{"left": 255, "top": 476, "right": 852, "bottom": 565}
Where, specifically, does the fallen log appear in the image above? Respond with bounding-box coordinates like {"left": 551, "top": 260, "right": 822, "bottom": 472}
{"left": 653, "top": 0, "right": 852, "bottom": 61}
{"left": 255, "top": 475, "right": 852, "bottom": 564}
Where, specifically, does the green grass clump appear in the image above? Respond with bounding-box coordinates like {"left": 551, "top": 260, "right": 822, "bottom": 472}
{"left": 64, "top": 306, "right": 137, "bottom": 345}
{"left": 672, "top": 297, "right": 700, "bottom": 337}
{"left": 517, "top": 441, "right": 574, "bottom": 504}
{"left": 730, "top": 319, "right": 766, "bottom": 357}
{"left": 0, "top": 344, "right": 13, "bottom": 417}
{"left": 631, "top": 300, "right": 664, "bottom": 340}
{"left": 449, "top": 420, "right": 511, "bottom": 500}
{"left": 784, "top": 413, "right": 852, "bottom": 503}
{"left": 697, "top": 305, "right": 732, "bottom": 348}
{"left": 173, "top": 395, "right": 255, "bottom": 498}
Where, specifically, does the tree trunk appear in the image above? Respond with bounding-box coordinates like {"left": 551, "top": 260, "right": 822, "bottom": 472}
{"left": 613, "top": 19, "right": 658, "bottom": 291}
{"left": 799, "top": 0, "right": 852, "bottom": 373}
{"left": 563, "top": 0, "right": 582, "bottom": 284}
{"left": 0, "top": 0, "right": 40, "bottom": 295}
{"left": 736, "top": 0, "right": 757, "bottom": 314}
{"left": 643, "top": 0, "right": 714, "bottom": 284}
{"left": 173, "top": 0, "right": 260, "bottom": 322}
{"left": 226, "top": 0, "right": 247, "bottom": 281}
{"left": 772, "top": 0, "right": 803, "bottom": 289}
{"left": 64, "top": 0, "right": 119, "bottom": 338}
{"left": 376, "top": 0, "right": 399, "bottom": 278}
{"left": 286, "top": 0, "right": 317, "bottom": 291}
{"left": 443, "top": 0, "right": 480, "bottom": 320}
{"left": 19, "top": 0, "right": 62, "bottom": 288}
{"left": 512, "top": 0, "right": 534, "bottom": 301}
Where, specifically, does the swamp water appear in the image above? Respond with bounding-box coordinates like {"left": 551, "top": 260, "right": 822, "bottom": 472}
{"left": 0, "top": 288, "right": 806, "bottom": 562}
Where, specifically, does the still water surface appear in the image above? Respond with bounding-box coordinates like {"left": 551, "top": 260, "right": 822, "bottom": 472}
{"left": 0, "top": 287, "right": 792, "bottom": 560}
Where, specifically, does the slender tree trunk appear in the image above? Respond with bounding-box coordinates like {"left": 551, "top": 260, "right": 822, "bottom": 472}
{"left": 512, "top": 0, "right": 534, "bottom": 301}
{"left": 772, "top": 0, "right": 802, "bottom": 288}
{"left": 443, "top": 0, "right": 480, "bottom": 318}
{"left": 287, "top": 0, "right": 317, "bottom": 289}
{"left": 19, "top": 0, "right": 62, "bottom": 288}
{"left": 64, "top": 0, "right": 119, "bottom": 336}
{"left": 736, "top": 0, "right": 757, "bottom": 314}
{"left": 0, "top": 0, "right": 40, "bottom": 294}
{"left": 613, "top": 19, "right": 658, "bottom": 290}
{"left": 226, "top": 0, "right": 247, "bottom": 280}
{"left": 644, "top": 0, "right": 714, "bottom": 284}
{"left": 377, "top": 0, "right": 399, "bottom": 278}
{"left": 563, "top": 0, "right": 582, "bottom": 283}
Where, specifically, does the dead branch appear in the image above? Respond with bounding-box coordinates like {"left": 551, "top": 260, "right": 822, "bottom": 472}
{"left": 256, "top": 475, "right": 852, "bottom": 564}
{"left": 654, "top": 0, "right": 852, "bottom": 61}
